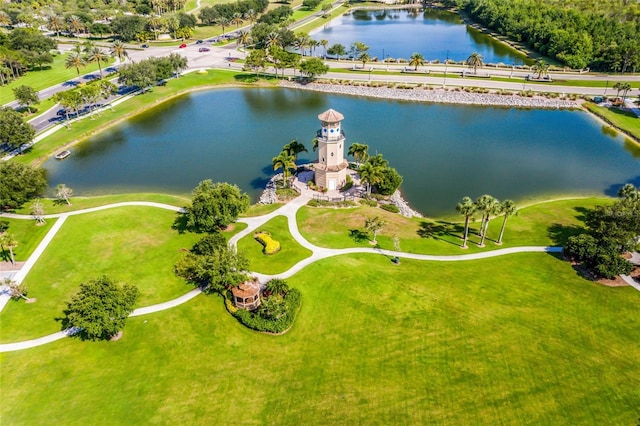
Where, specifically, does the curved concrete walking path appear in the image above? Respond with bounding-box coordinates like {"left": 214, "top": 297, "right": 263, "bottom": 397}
{"left": 2, "top": 196, "right": 626, "bottom": 353}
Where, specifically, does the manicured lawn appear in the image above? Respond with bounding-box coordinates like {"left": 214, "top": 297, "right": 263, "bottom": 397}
{"left": 13, "top": 193, "right": 190, "bottom": 215}
{"left": 0, "top": 218, "right": 55, "bottom": 262}
{"left": 15, "top": 70, "right": 274, "bottom": 166}
{"left": 241, "top": 202, "right": 283, "bottom": 217}
{"left": 584, "top": 102, "right": 640, "bottom": 142}
{"left": 0, "top": 206, "right": 200, "bottom": 342}
{"left": 297, "top": 198, "right": 608, "bottom": 253}
{"left": 237, "top": 215, "right": 312, "bottom": 274}
{"left": 0, "top": 53, "right": 116, "bottom": 105}
{"left": 1, "top": 253, "right": 638, "bottom": 424}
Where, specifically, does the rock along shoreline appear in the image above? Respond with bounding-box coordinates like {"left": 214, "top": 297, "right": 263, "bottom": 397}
{"left": 279, "top": 80, "right": 579, "bottom": 109}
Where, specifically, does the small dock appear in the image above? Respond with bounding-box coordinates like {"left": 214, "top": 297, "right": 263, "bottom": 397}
{"left": 55, "top": 150, "right": 71, "bottom": 160}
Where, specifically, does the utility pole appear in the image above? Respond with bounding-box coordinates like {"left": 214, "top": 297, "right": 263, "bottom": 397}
{"left": 443, "top": 50, "right": 449, "bottom": 88}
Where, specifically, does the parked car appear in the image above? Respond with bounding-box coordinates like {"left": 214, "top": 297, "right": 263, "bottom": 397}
{"left": 198, "top": 47, "right": 210, "bottom": 52}
{"left": 196, "top": 39, "right": 203, "bottom": 44}
{"left": 141, "top": 44, "right": 149, "bottom": 48}
{"left": 179, "top": 43, "right": 187, "bottom": 48}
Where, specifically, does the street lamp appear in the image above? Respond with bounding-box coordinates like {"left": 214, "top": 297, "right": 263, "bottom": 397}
{"left": 510, "top": 62, "right": 514, "bottom": 79}
{"left": 443, "top": 50, "right": 449, "bottom": 88}
{"left": 368, "top": 67, "right": 373, "bottom": 81}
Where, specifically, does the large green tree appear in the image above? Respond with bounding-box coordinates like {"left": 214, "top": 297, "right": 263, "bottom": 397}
{"left": 12, "top": 85, "right": 39, "bottom": 111}
{"left": 0, "top": 162, "right": 47, "bottom": 210}
{"left": 185, "top": 180, "right": 250, "bottom": 233}
{"left": 298, "top": 57, "right": 329, "bottom": 79}
{"left": 0, "top": 107, "right": 35, "bottom": 149}
{"left": 174, "top": 236, "right": 249, "bottom": 294}
{"left": 64, "top": 276, "right": 139, "bottom": 341}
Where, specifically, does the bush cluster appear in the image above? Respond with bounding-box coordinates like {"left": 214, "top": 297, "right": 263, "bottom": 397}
{"left": 232, "top": 289, "right": 301, "bottom": 333}
{"left": 308, "top": 199, "right": 357, "bottom": 208}
{"left": 380, "top": 203, "right": 400, "bottom": 213}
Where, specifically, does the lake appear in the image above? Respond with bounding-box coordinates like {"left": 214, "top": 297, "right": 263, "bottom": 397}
{"left": 310, "top": 8, "right": 531, "bottom": 65}
{"left": 44, "top": 88, "right": 640, "bottom": 217}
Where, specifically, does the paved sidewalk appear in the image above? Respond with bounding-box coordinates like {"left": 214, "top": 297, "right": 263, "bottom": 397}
{"left": 2, "top": 199, "right": 636, "bottom": 353}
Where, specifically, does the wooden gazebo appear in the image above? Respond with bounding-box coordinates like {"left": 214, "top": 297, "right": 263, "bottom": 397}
{"left": 231, "top": 278, "right": 261, "bottom": 310}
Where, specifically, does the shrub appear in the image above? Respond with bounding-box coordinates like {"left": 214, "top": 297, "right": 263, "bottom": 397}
{"left": 255, "top": 232, "right": 281, "bottom": 254}
{"left": 341, "top": 175, "right": 353, "bottom": 191}
{"left": 380, "top": 203, "right": 400, "bottom": 213}
{"left": 232, "top": 288, "right": 301, "bottom": 333}
{"left": 276, "top": 187, "right": 298, "bottom": 200}
{"left": 360, "top": 198, "right": 378, "bottom": 207}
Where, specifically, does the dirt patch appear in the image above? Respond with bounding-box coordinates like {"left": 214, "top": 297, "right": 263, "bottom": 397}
{"left": 570, "top": 258, "right": 639, "bottom": 287}
{"left": 110, "top": 331, "right": 123, "bottom": 341}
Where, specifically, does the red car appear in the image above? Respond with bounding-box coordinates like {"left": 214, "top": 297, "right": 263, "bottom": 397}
{"left": 179, "top": 43, "right": 187, "bottom": 48}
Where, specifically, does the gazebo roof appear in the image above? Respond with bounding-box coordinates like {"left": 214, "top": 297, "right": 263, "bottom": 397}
{"left": 318, "top": 108, "right": 344, "bottom": 123}
{"left": 231, "top": 279, "right": 260, "bottom": 298}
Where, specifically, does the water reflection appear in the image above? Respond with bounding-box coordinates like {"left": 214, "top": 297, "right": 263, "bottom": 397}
{"left": 313, "top": 8, "right": 529, "bottom": 64}
{"left": 44, "top": 89, "right": 639, "bottom": 216}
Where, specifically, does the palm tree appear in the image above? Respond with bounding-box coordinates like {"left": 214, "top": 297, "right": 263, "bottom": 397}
{"left": 237, "top": 30, "right": 251, "bottom": 48}
{"left": 309, "top": 39, "right": 320, "bottom": 57}
{"left": 620, "top": 82, "right": 632, "bottom": 101}
{"left": 456, "top": 196, "right": 475, "bottom": 249}
{"left": 283, "top": 139, "right": 307, "bottom": 159}
{"left": 216, "top": 16, "right": 230, "bottom": 35}
{"left": 496, "top": 200, "right": 516, "bottom": 245}
{"left": 294, "top": 33, "right": 310, "bottom": 56}
{"left": 232, "top": 12, "right": 243, "bottom": 28}
{"left": 67, "top": 15, "right": 84, "bottom": 36}
{"left": 347, "top": 142, "right": 369, "bottom": 167}
{"left": 0, "top": 11, "right": 11, "bottom": 28}
{"left": 475, "top": 194, "right": 499, "bottom": 247}
{"left": 65, "top": 52, "right": 86, "bottom": 77}
{"left": 532, "top": 59, "right": 549, "bottom": 79}
{"left": 359, "top": 162, "right": 382, "bottom": 196}
{"left": 409, "top": 52, "right": 425, "bottom": 71}
{"left": 149, "top": 15, "right": 163, "bottom": 40}
{"left": 266, "top": 32, "right": 281, "bottom": 50}
{"left": 244, "top": 9, "right": 257, "bottom": 23}
{"left": 359, "top": 52, "right": 371, "bottom": 69}
{"left": 466, "top": 52, "right": 484, "bottom": 74}
{"left": 367, "top": 153, "right": 388, "bottom": 168}
{"left": 47, "top": 14, "right": 65, "bottom": 36}
{"left": 88, "top": 47, "right": 108, "bottom": 78}
{"left": 320, "top": 39, "right": 328, "bottom": 58}
{"left": 272, "top": 151, "right": 296, "bottom": 188}
{"left": 311, "top": 137, "right": 319, "bottom": 152}
{"left": 265, "top": 278, "right": 289, "bottom": 296}
{"left": 0, "top": 233, "right": 18, "bottom": 264}
{"left": 110, "top": 41, "right": 128, "bottom": 63}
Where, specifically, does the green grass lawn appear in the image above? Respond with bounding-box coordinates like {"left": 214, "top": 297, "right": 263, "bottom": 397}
{"left": 0, "top": 206, "right": 200, "bottom": 342}
{"left": 13, "top": 193, "right": 191, "bottom": 215}
{"left": 241, "top": 202, "right": 283, "bottom": 217}
{"left": 14, "top": 70, "right": 274, "bottom": 166}
{"left": 1, "top": 53, "right": 116, "bottom": 105}
{"left": 1, "top": 253, "right": 638, "bottom": 424}
{"left": 584, "top": 102, "right": 640, "bottom": 142}
{"left": 297, "top": 197, "right": 608, "bottom": 253}
{"left": 0, "top": 218, "right": 55, "bottom": 262}
{"left": 236, "top": 215, "right": 312, "bottom": 274}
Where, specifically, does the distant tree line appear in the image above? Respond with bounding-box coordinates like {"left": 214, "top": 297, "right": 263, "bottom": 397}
{"left": 450, "top": 0, "right": 640, "bottom": 72}
{"left": 118, "top": 53, "right": 187, "bottom": 90}
{"left": 199, "top": 0, "right": 268, "bottom": 26}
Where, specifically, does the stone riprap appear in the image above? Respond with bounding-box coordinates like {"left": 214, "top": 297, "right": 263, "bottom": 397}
{"left": 280, "top": 81, "right": 578, "bottom": 109}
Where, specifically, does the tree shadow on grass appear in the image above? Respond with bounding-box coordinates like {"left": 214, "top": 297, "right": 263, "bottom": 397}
{"left": 172, "top": 213, "right": 189, "bottom": 234}
{"left": 417, "top": 221, "right": 464, "bottom": 246}
{"left": 349, "top": 229, "right": 369, "bottom": 243}
{"left": 234, "top": 74, "right": 260, "bottom": 83}
{"left": 547, "top": 223, "right": 586, "bottom": 246}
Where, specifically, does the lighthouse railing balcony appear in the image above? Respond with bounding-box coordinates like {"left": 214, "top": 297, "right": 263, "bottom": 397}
{"left": 316, "top": 130, "right": 347, "bottom": 140}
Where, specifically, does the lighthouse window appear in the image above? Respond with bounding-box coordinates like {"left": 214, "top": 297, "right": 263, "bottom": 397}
{"left": 331, "top": 152, "right": 334, "bottom": 157}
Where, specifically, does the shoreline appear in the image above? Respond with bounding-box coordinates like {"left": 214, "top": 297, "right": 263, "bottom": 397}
{"left": 279, "top": 80, "right": 578, "bottom": 109}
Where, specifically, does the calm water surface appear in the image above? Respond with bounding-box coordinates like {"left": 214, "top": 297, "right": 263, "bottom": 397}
{"left": 44, "top": 88, "right": 640, "bottom": 216}
{"left": 311, "top": 8, "right": 531, "bottom": 64}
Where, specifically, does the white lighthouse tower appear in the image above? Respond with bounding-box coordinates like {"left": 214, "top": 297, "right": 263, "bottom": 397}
{"left": 314, "top": 108, "right": 348, "bottom": 191}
